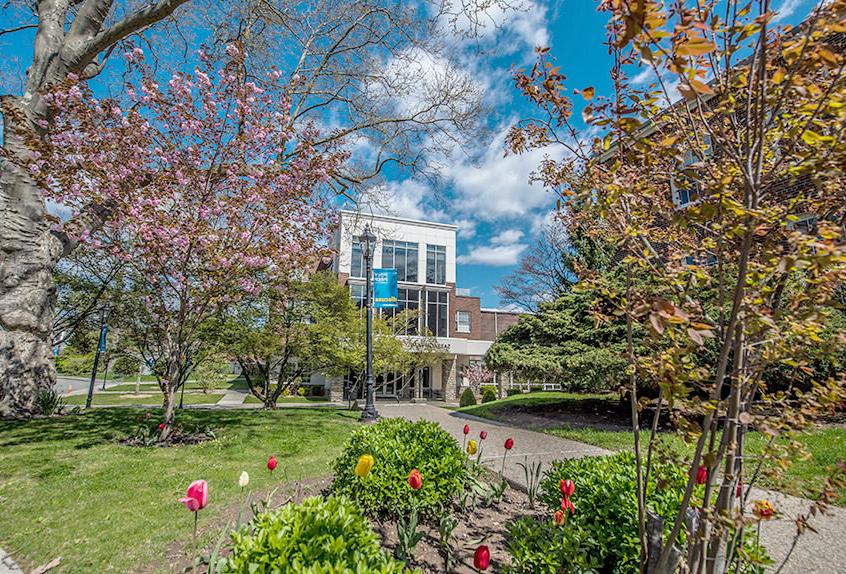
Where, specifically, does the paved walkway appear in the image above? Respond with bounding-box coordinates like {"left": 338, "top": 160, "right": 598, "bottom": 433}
{"left": 0, "top": 548, "right": 22, "bottom": 574}
{"left": 380, "top": 403, "right": 846, "bottom": 574}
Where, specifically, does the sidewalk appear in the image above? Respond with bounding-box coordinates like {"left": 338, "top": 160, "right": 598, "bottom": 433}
{"left": 380, "top": 403, "right": 846, "bottom": 574}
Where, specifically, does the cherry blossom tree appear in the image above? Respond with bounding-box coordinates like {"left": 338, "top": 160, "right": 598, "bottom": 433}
{"left": 12, "top": 44, "right": 344, "bottom": 436}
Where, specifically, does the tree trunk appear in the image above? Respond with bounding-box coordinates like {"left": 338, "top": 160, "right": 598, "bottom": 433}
{"left": 0, "top": 96, "right": 63, "bottom": 417}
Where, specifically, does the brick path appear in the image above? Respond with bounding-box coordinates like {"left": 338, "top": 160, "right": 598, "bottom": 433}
{"left": 380, "top": 403, "right": 846, "bottom": 574}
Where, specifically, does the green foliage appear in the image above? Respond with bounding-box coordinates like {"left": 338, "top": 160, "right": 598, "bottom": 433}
{"left": 481, "top": 387, "right": 497, "bottom": 403}
{"left": 331, "top": 418, "right": 466, "bottom": 517}
{"left": 35, "top": 387, "right": 66, "bottom": 415}
{"left": 111, "top": 354, "right": 141, "bottom": 376}
{"left": 223, "top": 496, "right": 409, "bottom": 574}
{"left": 517, "top": 456, "right": 543, "bottom": 508}
{"left": 55, "top": 352, "right": 94, "bottom": 376}
{"left": 459, "top": 387, "right": 477, "bottom": 407}
{"left": 394, "top": 508, "right": 424, "bottom": 561}
{"left": 191, "top": 353, "right": 232, "bottom": 393}
{"left": 486, "top": 289, "right": 641, "bottom": 392}
{"left": 506, "top": 388, "right": 522, "bottom": 396}
{"left": 503, "top": 516, "right": 601, "bottom": 574}
{"left": 538, "top": 452, "right": 688, "bottom": 574}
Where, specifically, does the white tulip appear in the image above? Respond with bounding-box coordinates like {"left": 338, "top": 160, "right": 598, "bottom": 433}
{"left": 239, "top": 471, "right": 249, "bottom": 488}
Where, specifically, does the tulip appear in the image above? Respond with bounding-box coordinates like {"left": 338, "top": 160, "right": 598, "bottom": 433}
{"left": 504, "top": 438, "right": 514, "bottom": 450}
{"left": 753, "top": 500, "right": 775, "bottom": 520}
{"left": 464, "top": 424, "right": 470, "bottom": 435}
{"left": 559, "top": 479, "right": 575, "bottom": 498}
{"left": 355, "top": 454, "right": 374, "bottom": 477}
{"left": 736, "top": 482, "right": 743, "bottom": 498}
{"left": 695, "top": 465, "right": 707, "bottom": 485}
{"left": 179, "top": 480, "right": 208, "bottom": 574}
{"left": 239, "top": 471, "right": 249, "bottom": 489}
{"left": 179, "top": 480, "right": 209, "bottom": 512}
{"left": 473, "top": 545, "right": 491, "bottom": 571}
{"left": 158, "top": 422, "right": 166, "bottom": 431}
{"left": 501, "top": 437, "right": 514, "bottom": 476}
{"left": 408, "top": 468, "right": 423, "bottom": 490}
{"left": 462, "top": 423, "right": 470, "bottom": 451}
{"left": 553, "top": 509, "right": 565, "bottom": 525}
{"left": 467, "top": 439, "right": 478, "bottom": 455}
{"left": 480, "top": 430, "right": 488, "bottom": 440}
{"left": 267, "top": 455, "right": 277, "bottom": 474}
{"left": 561, "top": 495, "right": 576, "bottom": 515}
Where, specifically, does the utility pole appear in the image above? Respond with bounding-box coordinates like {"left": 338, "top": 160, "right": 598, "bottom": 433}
{"left": 85, "top": 306, "right": 109, "bottom": 409}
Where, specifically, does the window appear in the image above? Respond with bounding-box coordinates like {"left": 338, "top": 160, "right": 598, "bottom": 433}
{"left": 426, "top": 290, "right": 448, "bottom": 337}
{"left": 671, "top": 134, "right": 713, "bottom": 208}
{"left": 382, "top": 240, "right": 419, "bottom": 282}
{"left": 350, "top": 283, "right": 365, "bottom": 308}
{"left": 383, "top": 288, "right": 420, "bottom": 335}
{"left": 350, "top": 237, "right": 366, "bottom": 278}
{"left": 790, "top": 214, "right": 818, "bottom": 235}
{"left": 683, "top": 252, "right": 717, "bottom": 267}
{"left": 456, "top": 311, "right": 471, "bottom": 333}
{"left": 426, "top": 244, "right": 446, "bottom": 284}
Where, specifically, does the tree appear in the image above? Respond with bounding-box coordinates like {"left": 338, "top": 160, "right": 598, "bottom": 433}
{"left": 486, "top": 288, "right": 634, "bottom": 392}
{"left": 496, "top": 217, "right": 615, "bottom": 311}
{"left": 510, "top": 1, "right": 846, "bottom": 572}
{"left": 218, "top": 272, "right": 357, "bottom": 408}
{"left": 461, "top": 361, "right": 494, "bottom": 395}
{"left": 17, "top": 45, "right": 342, "bottom": 437}
{"left": 0, "top": 0, "right": 191, "bottom": 417}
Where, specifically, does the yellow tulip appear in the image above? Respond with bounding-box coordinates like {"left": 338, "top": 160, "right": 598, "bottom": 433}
{"left": 466, "top": 439, "right": 478, "bottom": 455}
{"left": 355, "top": 454, "right": 374, "bottom": 477}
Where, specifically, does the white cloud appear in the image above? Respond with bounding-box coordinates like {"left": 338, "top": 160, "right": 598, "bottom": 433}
{"left": 455, "top": 218, "right": 477, "bottom": 238}
{"left": 773, "top": 0, "right": 804, "bottom": 22}
{"left": 491, "top": 229, "right": 524, "bottom": 245}
{"left": 360, "top": 180, "right": 431, "bottom": 221}
{"left": 631, "top": 67, "right": 654, "bottom": 86}
{"left": 457, "top": 243, "right": 527, "bottom": 265}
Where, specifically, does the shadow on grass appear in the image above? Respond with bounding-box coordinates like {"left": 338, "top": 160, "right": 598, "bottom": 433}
{"left": 0, "top": 407, "right": 359, "bottom": 450}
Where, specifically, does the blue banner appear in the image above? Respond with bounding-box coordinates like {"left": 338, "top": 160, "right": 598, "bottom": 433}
{"left": 97, "top": 325, "right": 109, "bottom": 352}
{"left": 373, "top": 268, "right": 398, "bottom": 308}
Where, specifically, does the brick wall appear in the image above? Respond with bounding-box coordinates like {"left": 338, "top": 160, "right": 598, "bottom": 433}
{"left": 479, "top": 310, "right": 520, "bottom": 341}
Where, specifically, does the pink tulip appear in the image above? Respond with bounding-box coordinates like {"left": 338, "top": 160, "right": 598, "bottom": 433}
{"left": 178, "top": 480, "right": 208, "bottom": 512}
{"left": 267, "top": 455, "right": 278, "bottom": 473}
{"left": 480, "top": 431, "right": 488, "bottom": 440}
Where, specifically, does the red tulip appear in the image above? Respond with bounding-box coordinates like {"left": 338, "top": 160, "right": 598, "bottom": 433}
{"left": 736, "top": 482, "right": 743, "bottom": 498}
{"left": 158, "top": 423, "right": 166, "bottom": 431}
{"left": 267, "top": 455, "right": 278, "bottom": 473}
{"left": 480, "top": 430, "right": 488, "bottom": 440}
{"left": 695, "top": 465, "right": 707, "bottom": 485}
{"left": 559, "top": 479, "right": 575, "bottom": 498}
{"left": 553, "top": 509, "right": 565, "bottom": 525}
{"left": 408, "top": 468, "right": 423, "bottom": 490}
{"left": 504, "top": 438, "right": 514, "bottom": 450}
{"left": 473, "top": 545, "right": 491, "bottom": 570}
{"left": 178, "top": 480, "right": 208, "bottom": 512}
{"left": 463, "top": 424, "right": 470, "bottom": 435}
{"left": 561, "top": 496, "right": 576, "bottom": 515}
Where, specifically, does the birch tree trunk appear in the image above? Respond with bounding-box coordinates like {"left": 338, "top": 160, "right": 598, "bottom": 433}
{"left": 0, "top": 0, "right": 190, "bottom": 418}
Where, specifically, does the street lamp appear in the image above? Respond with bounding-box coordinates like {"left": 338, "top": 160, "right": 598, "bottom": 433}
{"left": 360, "top": 224, "right": 380, "bottom": 422}
{"left": 85, "top": 304, "right": 110, "bottom": 408}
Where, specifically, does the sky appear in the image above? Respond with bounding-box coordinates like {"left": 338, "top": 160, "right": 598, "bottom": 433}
{"left": 0, "top": 0, "right": 819, "bottom": 308}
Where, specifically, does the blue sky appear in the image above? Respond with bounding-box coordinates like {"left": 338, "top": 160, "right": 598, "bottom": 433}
{"left": 0, "top": 0, "right": 817, "bottom": 308}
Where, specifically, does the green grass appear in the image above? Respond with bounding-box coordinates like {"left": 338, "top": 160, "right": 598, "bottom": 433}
{"left": 243, "top": 395, "right": 329, "bottom": 404}
{"left": 456, "top": 391, "right": 619, "bottom": 421}
{"left": 64, "top": 392, "right": 224, "bottom": 406}
{"left": 103, "top": 377, "right": 248, "bottom": 393}
{"left": 0, "top": 408, "right": 359, "bottom": 573}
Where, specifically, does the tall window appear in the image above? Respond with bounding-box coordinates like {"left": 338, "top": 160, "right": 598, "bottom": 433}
{"left": 671, "top": 134, "right": 713, "bottom": 208}
{"left": 350, "top": 236, "right": 366, "bottom": 278}
{"left": 426, "top": 244, "right": 446, "bottom": 284}
{"left": 456, "top": 311, "right": 471, "bottom": 333}
{"left": 382, "top": 240, "right": 418, "bottom": 282}
{"left": 426, "top": 290, "right": 448, "bottom": 337}
{"left": 384, "top": 288, "right": 420, "bottom": 335}
{"left": 350, "top": 283, "right": 365, "bottom": 308}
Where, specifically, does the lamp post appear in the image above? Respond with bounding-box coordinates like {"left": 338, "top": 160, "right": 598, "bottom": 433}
{"left": 85, "top": 305, "right": 110, "bottom": 408}
{"left": 360, "top": 224, "right": 380, "bottom": 422}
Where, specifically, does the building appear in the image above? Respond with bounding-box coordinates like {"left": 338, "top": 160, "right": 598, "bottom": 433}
{"left": 321, "top": 210, "right": 520, "bottom": 402}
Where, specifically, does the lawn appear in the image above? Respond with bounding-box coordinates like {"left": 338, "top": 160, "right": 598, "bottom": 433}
{"left": 461, "top": 392, "right": 846, "bottom": 504}
{"left": 64, "top": 392, "right": 225, "bottom": 406}
{"left": 243, "top": 395, "right": 330, "bottom": 404}
{"left": 102, "top": 377, "right": 249, "bottom": 392}
{"left": 0, "top": 408, "right": 359, "bottom": 573}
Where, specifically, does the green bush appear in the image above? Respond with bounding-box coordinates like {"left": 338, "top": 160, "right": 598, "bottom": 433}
{"left": 331, "top": 418, "right": 466, "bottom": 517}
{"left": 537, "top": 451, "right": 688, "bottom": 574}
{"left": 481, "top": 387, "right": 497, "bottom": 403}
{"left": 459, "top": 387, "right": 476, "bottom": 407}
{"left": 55, "top": 352, "right": 94, "bottom": 376}
{"left": 506, "top": 388, "right": 523, "bottom": 396}
{"left": 36, "top": 387, "right": 66, "bottom": 415}
{"left": 223, "top": 496, "right": 409, "bottom": 573}
{"left": 503, "top": 516, "right": 600, "bottom": 574}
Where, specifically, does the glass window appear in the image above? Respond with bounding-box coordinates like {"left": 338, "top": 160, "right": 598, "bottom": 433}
{"left": 426, "top": 244, "right": 446, "bottom": 284}
{"left": 456, "top": 311, "right": 471, "bottom": 333}
{"left": 350, "top": 283, "right": 365, "bottom": 308}
{"left": 350, "top": 237, "right": 365, "bottom": 278}
{"left": 384, "top": 288, "right": 420, "bottom": 335}
{"left": 426, "top": 290, "right": 448, "bottom": 337}
{"left": 382, "top": 240, "right": 418, "bottom": 282}
{"left": 672, "top": 135, "right": 712, "bottom": 208}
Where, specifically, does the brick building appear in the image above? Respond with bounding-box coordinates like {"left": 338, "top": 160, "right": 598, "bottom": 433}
{"left": 319, "top": 210, "right": 520, "bottom": 402}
